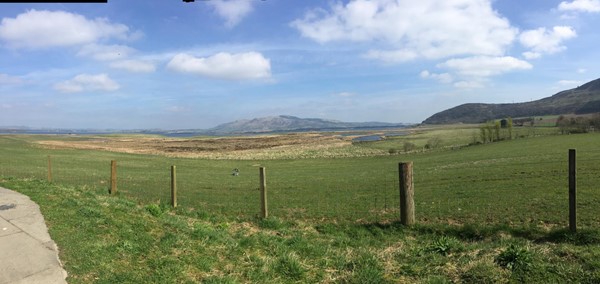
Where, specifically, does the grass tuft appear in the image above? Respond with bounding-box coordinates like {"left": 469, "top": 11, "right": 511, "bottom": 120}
{"left": 273, "top": 253, "right": 305, "bottom": 280}
{"left": 427, "top": 235, "right": 463, "bottom": 256}
{"left": 145, "top": 203, "right": 164, "bottom": 217}
{"left": 495, "top": 244, "right": 533, "bottom": 271}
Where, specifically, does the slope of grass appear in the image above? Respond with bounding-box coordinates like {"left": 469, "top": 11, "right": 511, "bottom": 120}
{"left": 2, "top": 178, "right": 600, "bottom": 283}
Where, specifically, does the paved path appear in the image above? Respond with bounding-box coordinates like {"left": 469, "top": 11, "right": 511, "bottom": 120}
{"left": 0, "top": 187, "right": 67, "bottom": 284}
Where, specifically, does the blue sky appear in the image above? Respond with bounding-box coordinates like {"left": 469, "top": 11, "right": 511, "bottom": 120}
{"left": 1, "top": 0, "right": 599, "bottom": 129}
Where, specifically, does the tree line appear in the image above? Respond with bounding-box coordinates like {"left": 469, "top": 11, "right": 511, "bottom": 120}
{"left": 556, "top": 114, "right": 600, "bottom": 134}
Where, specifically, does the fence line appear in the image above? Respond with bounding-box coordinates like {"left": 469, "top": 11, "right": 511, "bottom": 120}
{"left": 0, "top": 150, "right": 598, "bottom": 227}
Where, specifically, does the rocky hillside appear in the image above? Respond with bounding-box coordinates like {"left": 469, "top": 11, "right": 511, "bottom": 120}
{"left": 423, "top": 77, "right": 600, "bottom": 124}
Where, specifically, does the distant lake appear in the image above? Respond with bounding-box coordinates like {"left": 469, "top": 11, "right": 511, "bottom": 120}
{"left": 161, "top": 132, "right": 203, "bottom": 137}
{"left": 351, "top": 132, "right": 409, "bottom": 142}
{"left": 352, "top": 135, "right": 382, "bottom": 142}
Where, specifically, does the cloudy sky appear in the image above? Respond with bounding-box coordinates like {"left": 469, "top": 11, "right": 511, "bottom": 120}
{"left": 1, "top": 0, "right": 599, "bottom": 129}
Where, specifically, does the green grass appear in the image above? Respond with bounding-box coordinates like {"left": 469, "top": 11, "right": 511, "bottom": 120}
{"left": 2, "top": 129, "right": 600, "bottom": 282}
{"left": 356, "top": 125, "right": 561, "bottom": 153}
{"left": 2, "top": 130, "right": 599, "bottom": 227}
{"left": 357, "top": 125, "right": 481, "bottom": 151}
{"left": 2, "top": 178, "right": 600, "bottom": 283}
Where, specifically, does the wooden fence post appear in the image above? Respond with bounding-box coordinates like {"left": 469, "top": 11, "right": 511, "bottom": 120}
{"left": 47, "top": 155, "right": 52, "bottom": 182}
{"left": 171, "top": 165, "right": 177, "bottom": 208}
{"left": 110, "top": 160, "right": 117, "bottom": 195}
{"left": 569, "top": 149, "right": 576, "bottom": 233}
{"left": 399, "top": 162, "right": 415, "bottom": 225}
{"left": 259, "top": 167, "right": 268, "bottom": 218}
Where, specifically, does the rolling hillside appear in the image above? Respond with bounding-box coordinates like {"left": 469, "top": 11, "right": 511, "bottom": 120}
{"left": 423, "top": 77, "right": 600, "bottom": 124}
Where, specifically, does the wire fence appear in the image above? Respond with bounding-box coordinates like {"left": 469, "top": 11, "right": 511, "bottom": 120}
{"left": 415, "top": 150, "right": 600, "bottom": 229}
{"left": 1, "top": 144, "right": 599, "bottom": 227}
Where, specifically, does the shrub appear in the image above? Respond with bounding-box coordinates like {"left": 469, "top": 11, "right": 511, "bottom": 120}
{"left": 425, "top": 138, "right": 442, "bottom": 149}
{"left": 557, "top": 115, "right": 594, "bottom": 134}
{"left": 403, "top": 142, "right": 417, "bottom": 152}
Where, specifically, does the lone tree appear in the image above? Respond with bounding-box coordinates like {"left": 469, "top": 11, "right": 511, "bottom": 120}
{"left": 507, "top": 117, "right": 513, "bottom": 139}
{"left": 486, "top": 123, "right": 494, "bottom": 142}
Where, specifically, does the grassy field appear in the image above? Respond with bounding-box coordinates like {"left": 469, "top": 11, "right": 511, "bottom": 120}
{"left": 1, "top": 128, "right": 600, "bottom": 226}
{"left": 2, "top": 178, "right": 600, "bottom": 283}
{"left": 2, "top": 127, "right": 600, "bottom": 282}
{"left": 356, "top": 124, "right": 562, "bottom": 153}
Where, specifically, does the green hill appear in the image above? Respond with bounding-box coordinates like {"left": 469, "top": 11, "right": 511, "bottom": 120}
{"left": 423, "top": 77, "right": 600, "bottom": 124}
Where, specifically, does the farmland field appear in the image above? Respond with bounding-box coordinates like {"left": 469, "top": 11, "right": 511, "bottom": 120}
{"left": 1, "top": 126, "right": 599, "bottom": 227}
{"left": 2, "top": 127, "right": 600, "bottom": 283}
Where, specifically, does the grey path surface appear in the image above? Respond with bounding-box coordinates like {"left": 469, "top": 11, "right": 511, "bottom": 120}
{"left": 0, "top": 187, "right": 68, "bottom": 284}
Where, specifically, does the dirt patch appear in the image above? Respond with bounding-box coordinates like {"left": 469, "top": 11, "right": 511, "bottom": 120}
{"left": 36, "top": 133, "right": 385, "bottom": 160}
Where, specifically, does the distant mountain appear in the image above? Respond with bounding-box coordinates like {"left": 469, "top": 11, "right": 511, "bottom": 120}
{"left": 423, "top": 77, "right": 600, "bottom": 124}
{"left": 206, "top": 115, "right": 406, "bottom": 134}
{"left": 1, "top": 116, "right": 407, "bottom": 136}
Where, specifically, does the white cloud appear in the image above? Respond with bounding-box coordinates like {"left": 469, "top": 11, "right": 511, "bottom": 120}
{"left": 0, "top": 73, "right": 22, "bottom": 84}
{"left": 438, "top": 56, "right": 532, "bottom": 77}
{"left": 577, "top": 68, "right": 587, "bottom": 74}
{"left": 519, "top": 26, "right": 577, "bottom": 57}
{"left": 0, "top": 10, "right": 135, "bottom": 49}
{"left": 292, "top": 0, "right": 517, "bottom": 62}
{"left": 166, "top": 52, "right": 271, "bottom": 81}
{"left": 110, "top": 60, "right": 156, "bottom": 73}
{"left": 207, "top": 0, "right": 255, "bottom": 28}
{"left": 420, "top": 70, "right": 453, "bottom": 84}
{"left": 558, "top": 0, "right": 600, "bottom": 12}
{"left": 77, "top": 43, "right": 136, "bottom": 61}
{"left": 54, "top": 73, "right": 120, "bottom": 93}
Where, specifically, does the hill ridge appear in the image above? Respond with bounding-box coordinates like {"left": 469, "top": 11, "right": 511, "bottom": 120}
{"left": 423, "top": 77, "right": 600, "bottom": 124}
{"left": 207, "top": 115, "right": 405, "bottom": 134}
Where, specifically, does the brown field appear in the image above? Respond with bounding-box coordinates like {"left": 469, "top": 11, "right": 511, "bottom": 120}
{"left": 36, "top": 132, "right": 389, "bottom": 160}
